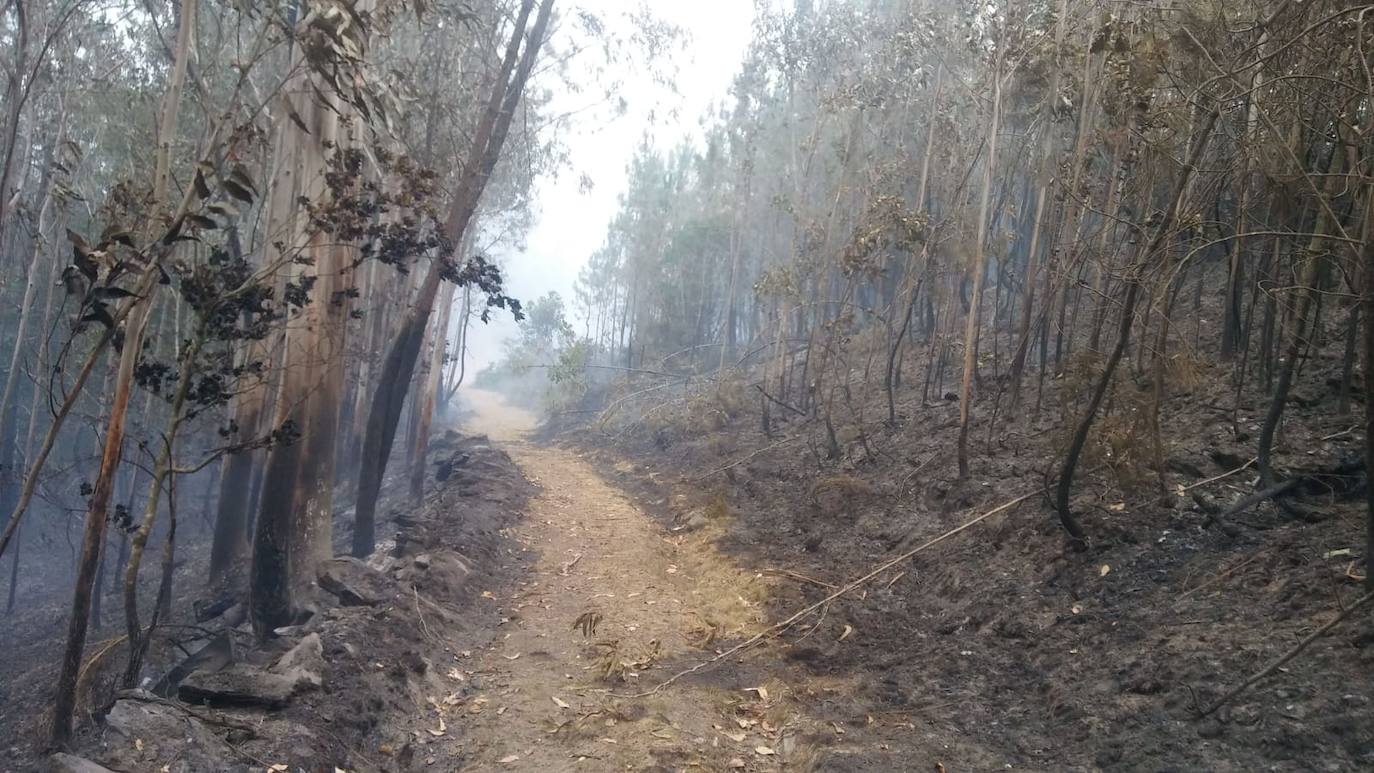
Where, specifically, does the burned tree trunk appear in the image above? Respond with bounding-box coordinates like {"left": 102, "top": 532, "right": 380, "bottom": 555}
{"left": 1054, "top": 109, "right": 1216, "bottom": 542}
{"left": 49, "top": 0, "right": 196, "bottom": 744}
{"left": 410, "top": 282, "right": 455, "bottom": 502}
{"left": 249, "top": 65, "right": 351, "bottom": 636}
{"left": 353, "top": 0, "right": 553, "bottom": 557}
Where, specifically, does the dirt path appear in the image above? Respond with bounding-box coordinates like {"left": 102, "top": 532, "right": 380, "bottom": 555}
{"left": 447, "top": 390, "right": 797, "bottom": 772}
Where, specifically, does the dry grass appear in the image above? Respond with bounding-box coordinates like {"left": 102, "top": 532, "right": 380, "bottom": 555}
{"left": 667, "top": 517, "right": 769, "bottom": 637}
{"left": 1166, "top": 352, "right": 1211, "bottom": 391}
{"left": 1057, "top": 350, "right": 1162, "bottom": 492}
{"left": 704, "top": 494, "right": 732, "bottom": 522}
{"left": 809, "top": 474, "right": 875, "bottom": 515}
{"left": 589, "top": 638, "right": 663, "bottom": 683}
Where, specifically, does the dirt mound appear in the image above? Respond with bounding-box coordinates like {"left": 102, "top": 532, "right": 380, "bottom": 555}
{"left": 56, "top": 433, "right": 535, "bottom": 773}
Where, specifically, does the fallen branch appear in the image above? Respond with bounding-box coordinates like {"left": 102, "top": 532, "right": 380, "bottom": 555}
{"left": 618, "top": 492, "right": 1036, "bottom": 698}
{"left": 898, "top": 453, "right": 939, "bottom": 491}
{"left": 762, "top": 568, "right": 837, "bottom": 590}
{"left": 1219, "top": 478, "right": 1300, "bottom": 519}
{"left": 117, "top": 689, "right": 261, "bottom": 735}
{"left": 1320, "top": 425, "right": 1358, "bottom": 442}
{"left": 1178, "top": 457, "right": 1257, "bottom": 494}
{"left": 690, "top": 434, "right": 803, "bottom": 482}
{"left": 753, "top": 384, "right": 806, "bottom": 417}
{"left": 1195, "top": 591, "right": 1373, "bottom": 717}
{"left": 597, "top": 378, "right": 688, "bottom": 430}
{"left": 1178, "top": 547, "right": 1273, "bottom": 600}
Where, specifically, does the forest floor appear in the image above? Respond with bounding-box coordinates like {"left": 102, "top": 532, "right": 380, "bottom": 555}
{"left": 536, "top": 344, "right": 1374, "bottom": 771}
{"left": 447, "top": 388, "right": 835, "bottom": 771}
{"left": 10, "top": 359, "right": 1371, "bottom": 772}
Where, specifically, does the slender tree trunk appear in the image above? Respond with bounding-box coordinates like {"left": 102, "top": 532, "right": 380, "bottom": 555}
{"left": 443, "top": 285, "right": 473, "bottom": 406}
{"left": 956, "top": 46, "right": 1003, "bottom": 480}
{"left": 1363, "top": 214, "right": 1374, "bottom": 593}
{"left": 353, "top": 0, "right": 553, "bottom": 557}
{"left": 123, "top": 329, "right": 201, "bottom": 684}
{"left": 4, "top": 517, "right": 18, "bottom": 614}
{"left": 50, "top": 301, "right": 156, "bottom": 744}
{"left": 1257, "top": 144, "right": 1345, "bottom": 488}
{"left": 250, "top": 62, "right": 352, "bottom": 635}
{"left": 0, "top": 0, "right": 28, "bottom": 239}
{"left": 884, "top": 64, "right": 942, "bottom": 425}
{"left": 1221, "top": 16, "right": 1272, "bottom": 360}
{"left": 1054, "top": 109, "right": 1216, "bottom": 541}
{"left": 1338, "top": 301, "right": 1358, "bottom": 416}
{"left": 5, "top": 154, "right": 62, "bottom": 606}
{"left": 409, "top": 282, "right": 454, "bottom": 502}
{"left": 346, "top": 257, "right": 387, "bottom": 475}
{"left": 49, "top": 0, "right": 196, "bottom": 743}
{"left": 0, "top": 328, "right": 109, "bottom": 563}
{"left": 0, "top": 115, "right": 61, "bottom": 513}
{"left": 1084, "top": 140, "right": 1127, "bottom": 354}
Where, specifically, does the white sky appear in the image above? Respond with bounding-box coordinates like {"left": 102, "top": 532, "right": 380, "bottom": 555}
{"left": 464, "top": 0, "right": 756, "bottom": 369}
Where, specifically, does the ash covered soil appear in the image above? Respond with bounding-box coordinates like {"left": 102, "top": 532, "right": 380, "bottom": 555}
{"left": 34, "top": 425, "right": 538, "bottom": 772}
{"left": 35, "top": 390, "right": 853, "bottom": 773}
{"left": 549, "top": 346, "right": 1374, "bottom": 772}
{"left": 13, "top": 356, "right": 1373, "bottom": 773}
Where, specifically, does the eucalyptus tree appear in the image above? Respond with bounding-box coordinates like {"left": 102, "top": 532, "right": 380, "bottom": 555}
{"left": 543, "top": 0, "right": 1373, "bottom": 561}
{"left": 350, "top": 0, "right": 554, "bottom": 558}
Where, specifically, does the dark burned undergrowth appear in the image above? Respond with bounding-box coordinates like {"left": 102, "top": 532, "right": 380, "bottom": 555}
{"left": 42, "top": 433, "right": 536, "bottom": 772}
{"left": 548, "top": 341, "right": 1374, "bottom": 770}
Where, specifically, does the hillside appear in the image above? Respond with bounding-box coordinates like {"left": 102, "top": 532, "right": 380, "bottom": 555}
{"left": 540, "top": 307, "right": 1373, "bottom": 770}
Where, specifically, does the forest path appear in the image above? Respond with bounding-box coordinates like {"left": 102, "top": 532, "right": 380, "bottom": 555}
{"left": 447, "top": 389, "right": 791, "bottom": 772}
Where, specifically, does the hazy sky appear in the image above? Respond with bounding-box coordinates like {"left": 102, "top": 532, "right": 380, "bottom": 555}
{"left": 464, "top": 0, "right": 756, "bottom": 369}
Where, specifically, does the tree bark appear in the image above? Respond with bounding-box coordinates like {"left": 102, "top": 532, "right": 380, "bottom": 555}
{"left": 352, "top": 0, "right": 552, "bottom": 557}
{"left": 210, "top": 81, "right": 304, "bottom": 586}
{"left": 0, "top": 0, "right": 28, "bottom": 238}
{"left": 49, "top": 0, "right": 196, "bottom": 744}
{"left": 249, "top": 61, "right": 351, "bottom": 636}
{"left": 1364, "top": 226, "right": 1374, "bottom": 593}
{"left": 409, "top": 282, "right": 454, "bottom": 502}
{"left": 1054, "top": 109, "right": 1216, "bottom": 542}
{"left": 956, "top": 43, "right": 1003, "bottom": 480}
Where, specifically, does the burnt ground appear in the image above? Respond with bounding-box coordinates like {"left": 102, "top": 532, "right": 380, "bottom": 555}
{"left": 15, "top": 390, "right": 864, "bottom": 773}
{"left": 547, "top": 340, "right": 1374, "bottom": 772}
{"left": 2, "top": 426, "right": 535, "bottom": 773}
{"left": 4, "top": 341, "right": 1370, "bottom": 772}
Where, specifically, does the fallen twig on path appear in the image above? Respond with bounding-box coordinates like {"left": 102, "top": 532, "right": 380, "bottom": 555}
{"left": 414, "top": 585, "right": 436, "bottom": 643}
{"left": 616, "top": 491, "right": 1037, "bottom": 698}
{"left": 1194, "top": 590, "right": 1373, "bottom": 717}
{"left": 762, "top": 568, "right": 837, "bottom": 590}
